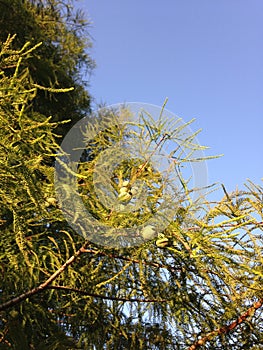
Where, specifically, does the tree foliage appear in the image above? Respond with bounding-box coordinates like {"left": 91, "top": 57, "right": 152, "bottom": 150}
{"left": 0, "top": 0, "right": 94, "bottom": 137}
{"left": 0, "top": 3, "right": 263, "bottom": 350}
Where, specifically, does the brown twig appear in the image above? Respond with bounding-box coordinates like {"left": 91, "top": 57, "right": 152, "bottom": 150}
{"left": 0, "top": 241, "right": 90, "bottom": 312}
{"left": 0, "top": 242, "right": 175, "bottom": 312}
{"left": 188, "top": 298, "right": 263, "bottom": 350}
{"left": 81, "top": 247, "right": 182, "bottom": 273}
{"left": 130, "top": 133, "right": 169, "bottom": 186}
{"left": 46, "top": 285, "right": 167, "bottom": 303}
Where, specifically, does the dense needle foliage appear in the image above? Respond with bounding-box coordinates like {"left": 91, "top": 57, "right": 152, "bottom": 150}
{"left": 0, "top": 0, "right": 94, "bottom": 136}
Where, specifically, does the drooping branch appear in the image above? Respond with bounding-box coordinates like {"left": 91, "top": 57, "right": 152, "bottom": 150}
{"left": 47, "top": 285, "right": 167, "bottom": 303}
{"left": 0, "top": 242, "right": 172, "bottom": 312}
{"left": 0, "top": 241, "right": 90, "bottom": 312}
{"left": 81, "top": 247, "right": 183, "bottom": 273}
{"left": 188, "top": 298, "right": 263, "bottom": 350}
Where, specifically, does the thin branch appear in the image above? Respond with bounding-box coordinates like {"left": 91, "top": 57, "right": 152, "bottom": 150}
{"left": 188, "top": 298, "right": 263, "bottom": 350}
{"left": 81, "top": 247, "right": 183, "bottom": 273}
{"left": 1, "top": 65, "right": 17, "bottom": 69}
{"left": 0, "top": 241, "right": 90, "bottom": 312}
{"left": 0, "top": 242, "right": 171, "bottom": 311}
{"left": 47, "top": 285, "right": 167, "bottom": 303}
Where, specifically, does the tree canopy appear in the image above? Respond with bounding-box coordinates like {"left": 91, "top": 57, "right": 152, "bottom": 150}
{"left": 0, "top": 1, "right": 263, "bottom": 350}
{"left": 0, "top": 0, "right": 94, "bottom": 137}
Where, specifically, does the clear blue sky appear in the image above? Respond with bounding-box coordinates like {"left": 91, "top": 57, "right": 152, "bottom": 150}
{"left": 76, "top": 0, "right": 263, "bottom": 196}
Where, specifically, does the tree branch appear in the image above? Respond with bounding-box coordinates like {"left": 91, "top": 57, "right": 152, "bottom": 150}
{"left": 82, "top": 247, "right": 182, "bottom": 273}
{"left": 188, "top": 298, "right": 263, "bottom": 350}
{"left": 0, "top": 242, "right": 171, "bottom": 312}
{"left": 47, "top": 285, "right": 167, "bottom": 303}
{"left": 0, "top": 241, "right": 90, "bottom": 312}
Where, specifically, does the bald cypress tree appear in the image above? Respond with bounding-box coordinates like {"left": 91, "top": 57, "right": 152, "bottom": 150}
{"left": 0, "top": 2, "right": 262, "bottom": 349}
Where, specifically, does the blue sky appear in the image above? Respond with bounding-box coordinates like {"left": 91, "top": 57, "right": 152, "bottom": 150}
{"left": 76, "top": 0, "right": 263, "bottom": 197}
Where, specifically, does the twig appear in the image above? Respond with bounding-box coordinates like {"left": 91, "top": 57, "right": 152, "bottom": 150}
{"left": 47, "top": 285, "right": 167, "bottom": 303}
{"left": 188, "top": 298, "right": 263, "bottom": 349}
{"left": 0, "top": 241, "right": 90, "bottom": 311}
{"left": 0, "top": 242, "right": 173, "bottom": 311}
{"left": 81, "top": 247, "right": 182, "bottom": 273}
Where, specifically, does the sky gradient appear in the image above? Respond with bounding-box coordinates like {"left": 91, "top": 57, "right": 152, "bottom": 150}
{"left": 77, "top": 0, "right": 263, "bottom": 197}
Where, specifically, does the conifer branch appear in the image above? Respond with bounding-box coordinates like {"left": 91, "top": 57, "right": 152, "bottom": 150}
{"left": 81, "top": 247, "right": 183, "bottom": 273}
{"left": 188, "top": 298, "right": 263, "bottom": 349}
{"left": 0, "top": 241, "right": 90, "bottom": 312}
{"left": 0, "top": 241, "right": 170, "bottom": 312}
{"left": 46, "top": 285, "right": 168, "bottom": 303}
